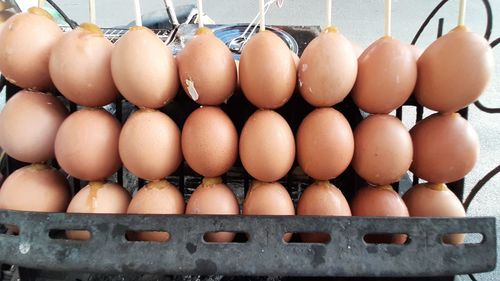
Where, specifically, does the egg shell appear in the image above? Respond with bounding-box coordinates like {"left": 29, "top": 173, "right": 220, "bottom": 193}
{"left": 296, "top": 108, "right": 354, "bottom": 180}
{"left": 111, "top": 26, "right": 178, "bottom": 108}
{"left": 49, "top": 26, "right": 118, "bottom": 107}
{"left": 239, "top": 110, "right": 295, "bottom": 182}
{"left": 55, "top": 108, "right": 122, "bottom": 181}
{"left": 297, "top": 181, "right": 351, "bottom": 243}
{"left": 353, "top": 114, "right": 413, "bottom": 185}
{"left": 127, "top": 180, "right": 185, "bottom": 242}
{"left": 351, "top": 185, "right": 409, "bottom": 244}
{"left": 0, "top": 9, "right": 62, "bottom": 90}
{"left": 177, "top": 30, "right": 236, "bottom": 105}
{"left": 243, "top": 181, "right": 295, "bottom": 241}
{"left": 415, "top": 26, "right": 494, "bottom": 113}
{"left": 66, "top": 181, "right": 131, "bottom": 240}
{"left": 0, "top": 91, "right": 68, "bottom": 163}
{"left": 408, "top": 44, "right": 422, "bottom": 61}
{"left": 410, "top": 113, "right": 479, "bottom": 183}
{"left": 186, "top": 178, "right": 240, "bottom": 242}
{"left": 119, "top": 109, "right": 181, "bottom": 180}
{"left": 239, "top": 31, "right": 296, "bottom": 109}
{"left": 403, "top": 183, "right": 466, "bottom": 244}
{"left": 0, "top": 164, "right": 70, "bottom": 212}
{"left": 352, "top": 37, "right": 417, "bottom": 114}
{"left": 182, "top": 106, "right": 238, "bottom": 177}
{"left": 298, "top": 30, "right": 358, "bottom": 107}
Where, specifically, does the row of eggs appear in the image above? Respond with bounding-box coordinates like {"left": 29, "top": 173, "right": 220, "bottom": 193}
{"left": 0, "top": 7, "right": 495, "bottom": 114}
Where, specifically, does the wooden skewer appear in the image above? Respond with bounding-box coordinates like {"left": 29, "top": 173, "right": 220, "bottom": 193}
{"left": 197, "top": 0, "right": 204, "bottom": 28}
{"left": 259, "top": 0, "right": 265, "bottom": 32}
{"left": 134, "top": 0, "right": 142, "bottom": 26}
{"left": 326, "top": 0, "right": 332, "bottom": 28}
{"left": 89, "top": 0, "right": 96, "bottom": 24}
{"left": 458, "top": 0, "right": 467, "bottom": 26}
{"left": 384, "top": 0, "right": 392, "bottom": 37}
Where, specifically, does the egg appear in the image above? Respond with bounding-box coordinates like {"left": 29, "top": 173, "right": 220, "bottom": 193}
{"left": 127, "top": 180, "right": 185, "bottom": 242}
{"left": 243, "top": 181, "right": 295, "bottom": 241}
{"left": 408, "top": 44, "right": 422, "bottom": 61}
{"left": 403, "top": 183, "right": 466, "bottom": 244}
{"left": 352, "top": 37, "right": 417, "bottom": 114}
{"left": 239, "top": 31, "right": 296, "bottom": 109}
{"left": 66, "top": 181, "right": 131, "bottom": 240}
{"left": 0, "top": 90, "right": 68, "bottom": 163}
{"left": 351, "top": 185, "right": 409, "bottom": 244}
{"left": 49, "top": 23, "right": 118, "bottom": 107}
{"left": 0, "top": 164, "right": 70, "bottom": 212}
{"left": 0, "top": 7, "right": 63, "bottom": 90}
{"left": 351, "top": 42, "right": 364, "bottom": 58}
{"left": 353, "top": 114, "right": 413, "bottom": 185}
{"left": 177, "top": 27, "right": 236, "bottom": 105}
{"left": 296, "top": 108, "right": 354, "bottom": 180}
{"left": 410, "top": 113, "right": 479, "bottom": 183}
{"left": 111, "top": 26, "right": 178, "bottom": 108}
{"left": 55, "top": 108, "right": 121, "bottom": 181}
{"left": 415, "top": 26, "right": 494, "bottom": 112}
{"left": 239, "top": 110, "right": 295, "bottom": 182}
{"left": 119, "top": 109, "right": 181, "bottom": 180}
{"left": 185, "top": 177, "right": 240, "bottom": 242}
{"left": 298, "top": 27, "right": 357, "bottom": 107}
{"left": 297, "top": 181, "right": 351, "bottom": 242}
{"left": 182, "top": 106, "right": 237, "bottom": 177}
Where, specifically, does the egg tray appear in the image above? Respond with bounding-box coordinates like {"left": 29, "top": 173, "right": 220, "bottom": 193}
{"left": 0, "top": 7, "right": 499, "bottom": 280}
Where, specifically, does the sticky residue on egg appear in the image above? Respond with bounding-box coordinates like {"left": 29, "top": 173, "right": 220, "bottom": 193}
{"left": 403, "top": 183, "right": 466, "bottom": 244}
{"left": 127, "top": 180, "right": 185, "bottom": 242}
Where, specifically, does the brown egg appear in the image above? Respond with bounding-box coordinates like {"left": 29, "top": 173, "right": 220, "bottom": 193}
{"left": 239, "top": 110, "right": 295, "bottom": 182}
{"left": 351, "top": 42, "right": 364, "bottom": 58}
{"left": 66, "top": 181, "right": 131, "bottom": 240}
{"left": 177, "top": 28, "right": 236, "bottom": 105}
{"left": 182, "top": 106, "right": 237, "bottom": 177}
{"left": 352, "top": 37, "right": 417, "bottom": 114}
{"left": 119, "top": 109, "right": 181, "bottom": 180}
{"left": 297, "top": 181, "right": 351, "bottom": 242}
{"left": 239, "top": 31, "right": 296, "bottom": 109}
{"left": 298, "top": 28, "right": 358, "bottom": 107}
{"left": 54, "top": 108, "right": 121, "bottom": 181}
{"left": 127, "top": 180, "right": 185, "bottom": 242}
{"left": 351, "top": 185, "right": 409, "bottom": 244}
{"left": 0, "top": 164, "right": 70, "bottom": 212}
{"left": 403, "top": 183, "right": 466, "bottom": 244}
{"left": 297, "top": 108, "right": 354, "bottom": 180}
{"left": 49, "top": 24, "right": 118, "bottom": 107}
{"left": 353, "top": 114, "right": 413, "bottom": 185}
{"left": 111, "top": 26, "right": 178, "bottom": 108}
{"left": 0, "top": 8, "right": 62, "bottom": 90}
{"left": 0, "top": 91, "right": 68, "bottom": 163}
{"left": 291, "top": 51, "right": 299, "bottom": 67}
{"left": 243, "top": 181, "right": 295, "bottom": 241}
{"left": 410, "top": 113, "right": 479, "bottom": 183}
{"left": 415, "top": 26, "right": 494, "bottom": 112}
{"left": 186, "top": 177, "right": 240, "bottom": 242}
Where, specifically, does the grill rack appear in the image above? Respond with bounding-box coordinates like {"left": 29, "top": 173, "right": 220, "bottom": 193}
{"left": 1, "top": 0, "right": 500, "bottom": 279}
